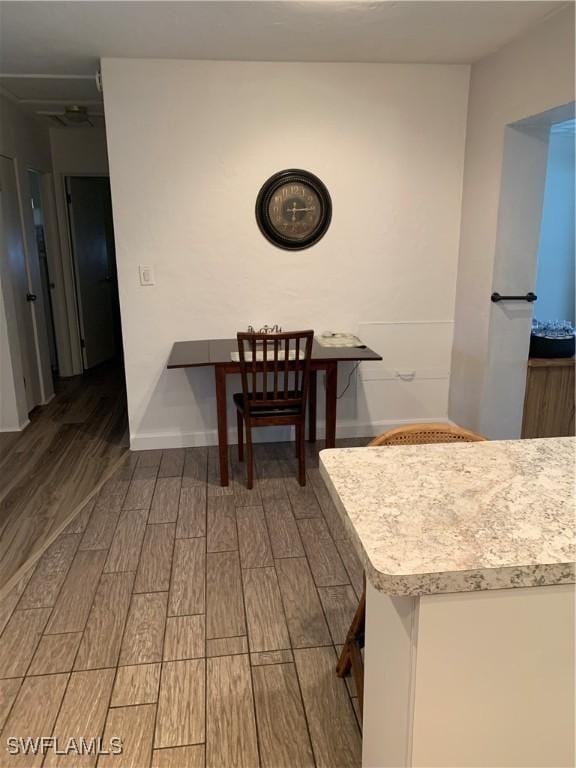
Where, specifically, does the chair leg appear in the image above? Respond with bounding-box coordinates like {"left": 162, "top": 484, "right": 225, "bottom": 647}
{"left": 297, "top": 422, "right": 306, "bottom": 486}
{"left": 236, "top": 410, "right": 244, "bottom": 462}
{"left": 336, "top": 576, "right": 366, "bottom": 722}
{"left": 245, "top": 421, "right": 254, "bottom": 490}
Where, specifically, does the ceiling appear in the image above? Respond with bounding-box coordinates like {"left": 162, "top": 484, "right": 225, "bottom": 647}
{"left": 0, "top": 1, "right": 569, "bottom": 127}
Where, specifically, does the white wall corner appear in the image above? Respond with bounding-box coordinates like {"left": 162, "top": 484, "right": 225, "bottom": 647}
{"left": 0, "top": 418, "right": 30, "bottom": 434}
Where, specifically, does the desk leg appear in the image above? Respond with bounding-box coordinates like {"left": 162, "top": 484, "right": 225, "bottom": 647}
{"left": 214, "top": 366, "right": 229, "bottom": 486}
{"left": 308, "top": 370, "right": 317, "bottom": 443}
{"left": 325, "top": 362, "right": 338, "bottom": 448}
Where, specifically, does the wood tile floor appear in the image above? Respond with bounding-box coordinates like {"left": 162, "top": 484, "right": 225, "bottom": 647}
{"left": 0, "top": 363, "right": 128, "bottom": 589}
{"left": 0, "top": 439, "right": 368, "bottom": 767}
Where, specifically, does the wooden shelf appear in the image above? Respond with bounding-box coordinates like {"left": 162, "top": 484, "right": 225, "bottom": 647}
{"left": 528, "top": 357, "right": 575, "bottom": 368}
{"left": 522, "top": 358, "right": 575, "bottom": 438}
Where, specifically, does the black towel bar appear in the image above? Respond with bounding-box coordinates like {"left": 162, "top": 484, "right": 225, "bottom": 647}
{"left": 491, "top": 292, "right": 537, "bottom": 303}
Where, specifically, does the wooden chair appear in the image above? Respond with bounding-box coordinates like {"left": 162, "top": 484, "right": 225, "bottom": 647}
{"left": 235, "top": 330, "right": 314, "bottom": 489}
{"left": 367, "top": 422, "right": 486, "bottom": 447}
{"left": 336, "top": 422, "right": 486, "bottom": 722}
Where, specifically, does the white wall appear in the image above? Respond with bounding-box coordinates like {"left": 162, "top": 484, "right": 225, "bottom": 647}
{"left": 535, "top": 127, "right": 576, "bottom": 324}
{"left": 49, "top": 125, "right": 110, "bottom": 375}
{"left": 102, "top": 59, "right": 470, "bottom": 449}
{"left": 482, "top": 119, "right": 552, "bottom": 439}
{"left": 0, "top": 96, "right": 54, "bottom": 428}
{"left": 0, "top": 168, "right": 28, "bottom": 431}
{"left": 449, "top": 5, "right": 575, "bottom": 436}
{"left": 0, "top": 266, "right": 22, "bottom": 430}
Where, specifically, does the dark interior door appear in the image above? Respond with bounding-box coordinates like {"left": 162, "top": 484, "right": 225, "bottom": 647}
{"left": 67, "top": 176, "right": 120, "bottom": 369}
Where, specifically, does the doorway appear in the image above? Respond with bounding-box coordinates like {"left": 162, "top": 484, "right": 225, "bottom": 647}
{"left": 482, "top": 102, "right": 575, "bottom": 439}
{"left": 66, "top": 176, "right": 122, "bottom": 370}
{"left": 0, "top": 154, "right": 42, "bottom": 417}
{"left": 28, "top": 169, "right": 59, "bottom": 379}
{"left": 533, "top": 119, "right": 575, "bottom": 327}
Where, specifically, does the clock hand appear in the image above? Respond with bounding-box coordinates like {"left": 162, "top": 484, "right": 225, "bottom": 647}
{"left": 286, "top": 201, "right": 316, "bottom": 221}
{"left": 287, "top": 204, "right": 316, "bottom": 221}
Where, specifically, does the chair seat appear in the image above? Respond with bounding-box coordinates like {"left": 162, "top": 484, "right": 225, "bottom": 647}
{"left": 233, "top": 391, "right": 303, "bottom": 418}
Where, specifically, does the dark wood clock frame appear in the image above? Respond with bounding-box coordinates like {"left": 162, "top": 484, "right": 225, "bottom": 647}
{"left": 255, "top": 169, "right": 332, "bottom": 251}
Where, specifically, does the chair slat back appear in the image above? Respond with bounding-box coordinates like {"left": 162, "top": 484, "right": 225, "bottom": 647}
{"left": 237, "top": 330, "right": 314, "bottom": 412}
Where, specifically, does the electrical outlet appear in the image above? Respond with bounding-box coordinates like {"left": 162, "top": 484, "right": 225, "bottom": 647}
{"left": 139, "top": 265, "right": 155, "bottom": 286}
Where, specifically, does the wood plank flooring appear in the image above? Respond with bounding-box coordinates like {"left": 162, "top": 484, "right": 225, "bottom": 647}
{"left": 0, "top": 363, "right": 128, "bottom": 589}
{"left": 0, "top": 438, "right": 367, "bottom": 767}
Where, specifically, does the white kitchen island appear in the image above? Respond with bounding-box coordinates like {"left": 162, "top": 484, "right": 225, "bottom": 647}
{"left": 320, "top": 437, "right": 575, "bottom": 768}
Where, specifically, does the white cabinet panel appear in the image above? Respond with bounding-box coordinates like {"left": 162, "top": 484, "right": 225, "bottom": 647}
{"left": 358, "top": 322, "right": 453, "bottom": 381}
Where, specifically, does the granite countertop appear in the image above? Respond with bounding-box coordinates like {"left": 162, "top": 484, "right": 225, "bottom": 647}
{"left": 319, "top": 437, "right": 575, "bottom": 596}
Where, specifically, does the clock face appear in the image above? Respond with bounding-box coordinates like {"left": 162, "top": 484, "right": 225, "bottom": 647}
{"left": 268, "top": 182, "right": 322, "bottom": 241}
{"left": 256, "top": 170, "right": 331, "bottom": 250}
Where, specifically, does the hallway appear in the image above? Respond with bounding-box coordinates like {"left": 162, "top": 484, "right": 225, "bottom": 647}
{"left": 0, "top": 363, "right": 128, "bottom": 589}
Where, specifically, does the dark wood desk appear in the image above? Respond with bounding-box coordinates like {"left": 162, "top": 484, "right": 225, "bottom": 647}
{"left": 167, "top": 338, "right": 382, "bottom": 485}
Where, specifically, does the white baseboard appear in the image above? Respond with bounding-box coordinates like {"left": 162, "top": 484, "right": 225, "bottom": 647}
{"left": 129, "top": 417, "right": 450, "bottom": 451}
{"left": 0, "top": 418, "right": 30, "bottom": 433}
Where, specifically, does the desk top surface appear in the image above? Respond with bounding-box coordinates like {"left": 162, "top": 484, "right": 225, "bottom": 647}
{"left": 320, "top": 437, "right": 575, "bottom": 597}
{"left": 167, "top": 338, "right": 382, "bottom": 368}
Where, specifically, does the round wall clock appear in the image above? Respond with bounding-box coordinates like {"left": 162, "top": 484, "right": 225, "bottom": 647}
{"left": 255, "top": 169, "right": 332, "bottom": 250}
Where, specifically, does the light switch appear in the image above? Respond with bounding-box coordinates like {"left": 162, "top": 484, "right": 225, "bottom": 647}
{"left": 139, "top": 265, "right": 155, "bottom": 286}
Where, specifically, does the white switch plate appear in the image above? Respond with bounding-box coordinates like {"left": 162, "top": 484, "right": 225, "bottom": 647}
{"left": 139, "top": 265, "right": 155, "bottom": 286}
